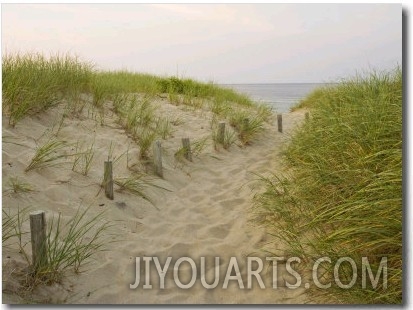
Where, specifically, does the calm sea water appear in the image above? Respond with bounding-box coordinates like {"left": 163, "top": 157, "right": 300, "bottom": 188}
{"left": 221, "top": 83, "right": 325, "bottom": 113}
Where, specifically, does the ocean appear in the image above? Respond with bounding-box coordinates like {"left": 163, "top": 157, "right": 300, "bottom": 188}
{"left": 221, "top": 83, "right": 325, "bottom": 113}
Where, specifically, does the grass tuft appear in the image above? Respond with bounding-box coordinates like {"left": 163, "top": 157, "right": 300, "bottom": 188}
{"left": 2, "top": 53, "right": 92, "bottom": 126}
{"left": 72, "top": 140, "right": 95, "bottom": 176}
{"left": 25, "top": 138, "right": 68, "bottom": 172}
{"left": 114, "top": 173, "right": 171, "bottom": 208}
{"left": 3, "top": 206, "right": 112, "bottom": 286}
{"left": 4, "top": 176, "right": 35, "bottom": 194}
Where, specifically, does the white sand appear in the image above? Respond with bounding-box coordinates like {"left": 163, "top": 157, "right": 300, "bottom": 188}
{"left": 2, "top": 96, "right": 309, "bottom": 304}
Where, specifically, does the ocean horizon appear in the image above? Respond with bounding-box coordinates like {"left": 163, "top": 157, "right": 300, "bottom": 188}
{"left": 221, "top": 83, "right": 327, "bottom": 113}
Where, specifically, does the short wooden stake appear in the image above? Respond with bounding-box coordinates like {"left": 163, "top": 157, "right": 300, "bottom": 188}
{"left": 104, "top": 161, "right": 114, "bottom": 200}
{"left": 277, "top": 114, "right": 283, "bottom": 133}
{"left": 30, "top": 211, "right": 47, "bottom": 270}
{"left": 153, "top": 140, "right": 163, "bottom": 177}
{"left": 182, "top": 137, "right": 192, "bottom": 162}
{"left": 305, "top": 112, "right": 310, "bottom": 120}
{"left": 218, "top": 122, "right": 226, "bottom": 144}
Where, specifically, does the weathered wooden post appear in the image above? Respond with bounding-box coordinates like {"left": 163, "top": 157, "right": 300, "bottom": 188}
{"left": 153, "top": 140, "right": 163, "bottom": 177}
{"left": 182, "top": 138, "right": 192, "bottom": 162}
{"left": 218, "top": 122, "right": 226, "bottom": 144}
{"left": 104, "top": 161, "right": 114, "bottom": 200}
{"left": 30, "top": 211, "right": 47, "bottom": 270}
{"left": 305, "top": 112, "right": 310, "bottom": 120}
{"left": 277, "top": 114, "right": 283, "bottom": 133}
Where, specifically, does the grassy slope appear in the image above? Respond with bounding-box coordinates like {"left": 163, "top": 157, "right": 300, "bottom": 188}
{"left": 2, "top": 53, "right": 271, "bottom": 145}
{"left": 255, "top": 68, "right": 402, "bottom": 303}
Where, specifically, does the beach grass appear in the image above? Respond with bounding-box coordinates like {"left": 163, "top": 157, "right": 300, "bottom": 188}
{"left": 2, "top": 53, "right": 270, "bottom": 150}
{"left": 40, "top": 208, "right": 112, "bottom": 281}
{"left": 2, "top": 53, "right": 92, "bottom": 126}
{"left": 4, "top": 176, "right": 35, "bottom": 195}
{"left": 254, "top": 67, "right": 402, "bottom": 303}
{"left": 2, "top": 206, "right": 112, "bottom": 287}
{"left": 114, "top": 173, "right": 171, "bottom": 207}
{"left": 72, "top": 140, "right": 95, "bottom": 176}
{"left": 2, "top": 207, "right": 30, "bottom": 245}
{"left": 25, "top": 138, "right": 68, "bottom": 172}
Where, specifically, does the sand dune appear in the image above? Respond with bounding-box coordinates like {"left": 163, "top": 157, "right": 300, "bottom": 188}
{"left": 2, "top": 97, "right": 309, "bottom": 304}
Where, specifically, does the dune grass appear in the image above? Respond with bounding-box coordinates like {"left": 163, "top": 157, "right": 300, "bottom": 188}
{"left": 254, "top": 68, "right": 402, "bottom": 304}
{"left": 2, "top": 53, "right": 92, "bottom": 126}
{"left": 4, "top": 176, "right": 35, "bottom": 195}
{"left": 41, "top": 207, "right": 112, "bottom": 280}
{"left": 114, "top": 173, "right": 171, "bottom": 210}
{"left": 3, "top": 53, "right": 270, "bottom": 150}
{"left": 2, "top": 206, "right": 112, "bottom": 287}
{"left": 25, "top": 138, "right": 68, "bottom": 172}
{"left": 2, "top": 207, "right": 30, "bottom": 245}
{"left": 2, "top": 52, "right": 265, "bottom": 123}
{"left": 72, "top": 140, "right": 95, "bottom": 176}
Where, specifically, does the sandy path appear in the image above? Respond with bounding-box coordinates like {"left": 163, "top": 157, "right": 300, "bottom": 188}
{"left": 2, "top": 98, "right": 309, "bottom": 304}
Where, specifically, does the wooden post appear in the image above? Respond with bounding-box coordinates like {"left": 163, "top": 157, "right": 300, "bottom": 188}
{"left": 277, "top": 114, "right": 283, "bottom": 133}
{"left": 305, "top": 112, "right": 310, "bottom": 120}
{"left": 182, "top": 138, "right": 192, "bottom": 162}
{"left": 30, "top": 211, "right": 47, "bottom": 270}
{"left": 104, "top": 161, "right": 114, "bottom": 200}
{"left": 153, "top": 140, "right": 163, "bottom": 177}
{"left": 218, "top": 122, "right": 226, "bottom": 144}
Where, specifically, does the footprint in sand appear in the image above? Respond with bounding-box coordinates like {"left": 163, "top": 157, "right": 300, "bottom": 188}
{"left": 204, "top": 223, "right": 230, "bottom": 239}
{"left": 189, "top": 195, "right": 207, "bottom": 204}
{"left": 170, "top": 224, "right": 200, "bottom": 237}
{"left": 127, "top": 220, "right": 144, "bottom": 234}
{"left": 228, "top": 166, "right": 244, "bottom": 175}
{"left": 165, "top": 242, "right": 198, "bottom": 258}
{"left": 209, "top": 177, "right": 227, "bottom": 185}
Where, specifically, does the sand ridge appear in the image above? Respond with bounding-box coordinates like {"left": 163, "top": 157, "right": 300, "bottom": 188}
{"left": 2, "top": 97, "right": 309, "bottom": 304}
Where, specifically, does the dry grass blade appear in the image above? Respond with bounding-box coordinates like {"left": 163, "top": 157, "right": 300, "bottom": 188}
{"left": 2, "top": 207, "right": 30, "bottom": 245}
{"left": 4, "top": 176, "right": 35, "bottom": 194}
{"left": 114, "top": 174, "right": 172, "bottom": 209}
{"left": 25, "top": 138, "right": 68, "bottom": 172}
{"left": 72, "top": 140, "right": 95, "bottom": 176}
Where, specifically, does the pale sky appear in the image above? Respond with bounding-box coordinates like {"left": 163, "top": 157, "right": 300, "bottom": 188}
{"left": 1, "top": 3, "right": 402, "bottom": 83}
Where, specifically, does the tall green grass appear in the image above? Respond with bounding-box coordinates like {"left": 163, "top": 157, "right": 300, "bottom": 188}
{"left": 2, "top": 206, "right": 112, "bottom": 286}
{"left": 255, "top": 68, "right": 402, "bottom": 303}
{"left": 2, "top": 53, "right": 93, "bottom": 126}
{"left": 2, "top": 53, "right": 265, "bottom": 131}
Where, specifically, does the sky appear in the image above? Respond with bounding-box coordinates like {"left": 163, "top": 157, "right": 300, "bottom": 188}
{"left": 1, "top": 3, "right": 402, "bottom": 83}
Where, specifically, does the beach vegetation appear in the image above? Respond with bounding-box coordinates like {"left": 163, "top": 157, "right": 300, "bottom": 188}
{"left": 2, "top": 206, "right": 112, "bottom": 287}
{"left": 229, "top": 111, "right": 265, "bottom": 145}
{"left": 2, "top": 53, "right": 92, "bottom": 126}
{"left": 3, "top": 53, "right": 268, "bottom": 146}
{"left": 2, "top": 207, "right": 30, "bottom": 245}
{"left": 114, "top": 173, "right": 171, "bottom": 207}
{"left": 254, "top": 67, "right": 402, "bottom": 303}
{"left": 136, "top": 129, "right": 157, "bottom": 160}
{"left": 25, "top": 138, "right": 68, "bottom": 172}
{"left": 4, "top": 177, "right": 35, "bottom": 195}
{"left": 191, "top": 136, "right": 210, "bottom": 156}
{"left": 155, "top": 117, "right": 173, "bottom": 140}
{"left": 72, "top": 140, "right": 95, "bottom": 176}
{"left": 212, "top": 124, "right": 237, "bottom": 150}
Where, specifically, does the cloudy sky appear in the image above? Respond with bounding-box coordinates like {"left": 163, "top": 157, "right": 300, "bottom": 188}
{"left": 2, "top": 3, "right": 402, "bottom": 83}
